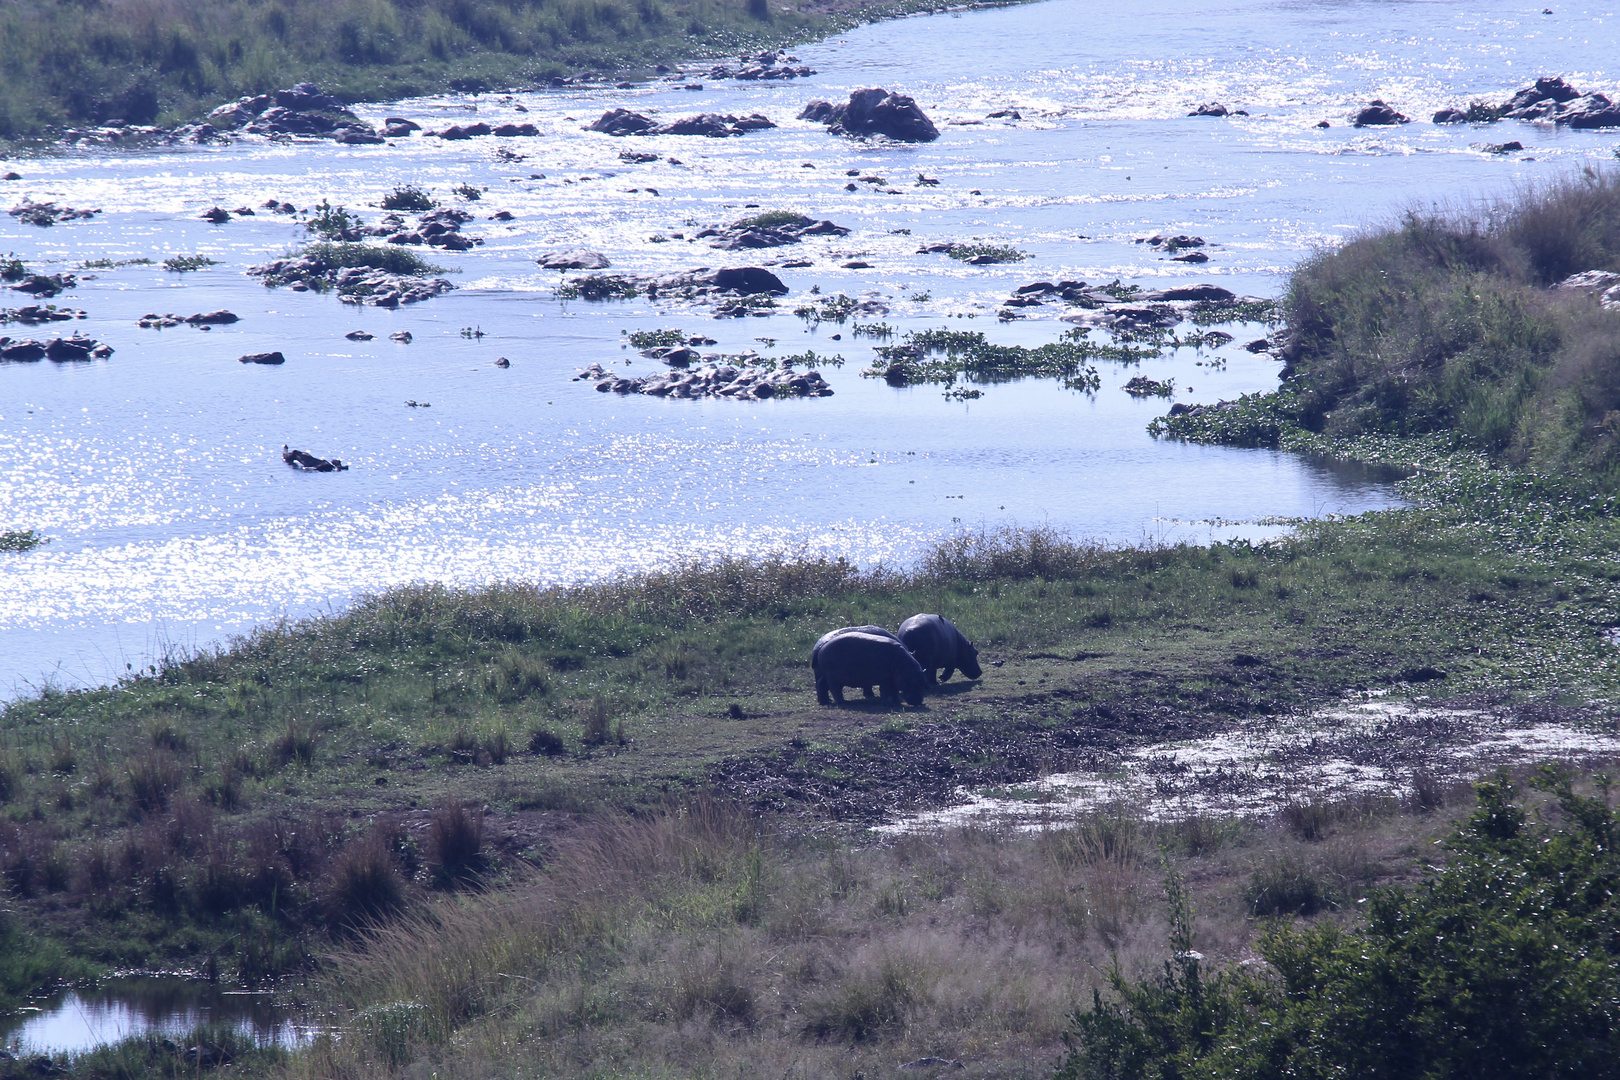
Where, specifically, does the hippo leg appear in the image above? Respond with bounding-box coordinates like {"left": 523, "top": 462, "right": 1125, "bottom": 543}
{"left": 832, "top": 684, "right": 847, "bottom": 705}
{"left": 879, "top": 680, "right": 897, "bottom": 704}
{"left": 861, "top": 685, "right": 876, "bottom": 698}
{"left": 941, "top": 666, "right": 955, "bottom": 683}
{"left": 816, "top": 675, "right": 831, "bottom": 706}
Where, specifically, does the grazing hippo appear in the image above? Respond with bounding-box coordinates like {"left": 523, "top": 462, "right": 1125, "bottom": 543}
{"left": 811, "top": 625, "right": 902, "bottom": 699}
{"left": 813, "top": 631, "right": 926, "bottom": 707}
{"left": 898, "top": 613, "right": 982, "bottom": 684}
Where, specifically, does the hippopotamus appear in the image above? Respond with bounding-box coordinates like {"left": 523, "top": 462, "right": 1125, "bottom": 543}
{"left": 897, "top": 613, "right": 982, "bottom": 684}
{"left": 811, "top": 625, "right": 903, "bottom": 699}
{"left": 812, "top": 631, "right": 926, "bottom": 707}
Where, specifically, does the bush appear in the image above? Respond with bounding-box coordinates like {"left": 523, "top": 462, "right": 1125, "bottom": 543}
{"left": 1266, "top": 169, "right": 1620, "bottom": 475}
{"left": 1245, "top": 857, "right": 1335, "bottom": 917}
{"left": 528, "top": 727, "right": 565, "bottom": 756}
{"left": 324, "top": 838, "right": 405, "bottom": 932}
{"left": 300, "top": 242, "right": 443, "bottom": 277}
{"left": 380, "top": 185, "right": 435, "bottom": 212}
{"left": 1057, "top": 768, "right": 1620, "bottom": 1079}
{"left": 428, "top": 802, "right": 484, "bottom": 887}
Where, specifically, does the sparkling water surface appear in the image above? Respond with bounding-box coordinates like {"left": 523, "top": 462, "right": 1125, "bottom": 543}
{"left": 2, "top": 0, "right": 1617, "bottom": 694}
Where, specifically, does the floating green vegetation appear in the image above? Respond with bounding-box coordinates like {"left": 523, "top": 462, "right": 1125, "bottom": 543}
{"left": 0, "top": 529, "right": 48, "bottom": 552}
{"left": 304, "top": 242, "right": 442, "bottom": 276}
{"left": 1186, "top": 297, "right": 1281, "bottom": 325}
{"left": 943, "top": 385, "right": 983, "bottom": 400}
{"left": 944, "top": 243, "right": 1028, "bottom": 264}
{"left": 793, "top": 293, "right": 857, "bottom": 325}
{"left": 850, "top": 321, "right": 895, "bottom": 339}
{"left": 1123, "top": 375, "right": 1175, "bottom": 397}
{"left": 381, "top": 185, "right": 436, "bottom": 212}
{"left": 1, "top": 254, "right": 28, "bottom": 282}
{"left": 1097, "top": 278, "right": 1142, "bottom": 301}
{"left": 305, "top": 200, "right": 364, "bottom": 240}
{"left": 162, "top": 254, "right": 218, "bottom": 273}
{"left": 778, "top": 350, "right": 845, "bottom": 368}
{"left": 734, "top": 210, "right": 811, "bottom": 229}
{"left": 558, "top": 275, "right": 639, "bottom": 301}
{"left": 628, "top": 328, "right": 687, "bottom": 349}
{"left": 866, "top": 327, "right": 1146, "bottom": 392}
{"left": 79, "top": 257, "right": 153, "bottom": 269}
{"left": 452, "top": 183, "right": 486, "bottom": 202}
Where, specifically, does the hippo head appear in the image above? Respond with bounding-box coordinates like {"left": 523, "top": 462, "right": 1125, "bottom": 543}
{"left": 959, "top": 641, "right": 983, "bottom": 680}
{"left": 898, "top": 666, "right": 927, "bottom": 707}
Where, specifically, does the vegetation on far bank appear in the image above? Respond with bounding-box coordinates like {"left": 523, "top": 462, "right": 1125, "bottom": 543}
{"left": 0, "top": 0, "right": 951, "bottom": 140}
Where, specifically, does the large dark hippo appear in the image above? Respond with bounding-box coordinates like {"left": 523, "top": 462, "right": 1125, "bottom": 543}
{"left": 811, "top": 625, "right": 902, "bottom": 699}
{"left": 812, "top": 631, "right": 925, "bottom": 707}
{"left": 898, "top": 614, "right": 982, "bottom": 684}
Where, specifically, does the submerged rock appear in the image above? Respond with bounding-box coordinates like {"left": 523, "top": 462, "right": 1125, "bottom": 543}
{"left": 538, "top": 249, "right": 611, "bottom": 270}
{"left": 1351, "top": 100, "right": 1411, "bottom": 126}
{"left": 240, "top": 351, "right": 286, "bottom": 365}
{"left": 801, "top": 88, "right": 939, "bottom": 142}
{"left": 588, "top": 108, "right": 775, "bottom": 137}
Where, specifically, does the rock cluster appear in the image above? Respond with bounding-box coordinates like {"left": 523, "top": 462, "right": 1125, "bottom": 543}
{"left": 137, "top": 310, "right": 240, "bottom": 329}
{"left": 1188, "top": 103, "right": 1248, "bottom": 116}
{"left": 8, "top": 273, "right": 75, "bottom": 299}
{"left": 202, "top": 84, "right": 381, "bottom": 141}
{"left": 0, "top": 304, "right": 83, "bottom": 325}
{"left": 573, "top": 361, "right": 833, "bottom": 399}
{"left": 1433, "top": 76, "right": 1620, "bottom": 128}
{"left": 694, "top": 214, "right": 850, "bottom": 250}
{"left": 538, "top": 249, "right": 611, "bottom": 270}
{"left": 429, "top": 121, "right": 540, "bottom": 139}
{"left": 1000, "top": 279, "right": 1256, "bottom": 332}
{"left": 9, "top": 201, "right": 99, "bottom": 227}
{"left": 565, "top": 265, "right": 788, "bottom": 308}
{"left": 1352, "top": 100, "right": 1411, "bottom": 127}
{"left": 799, "top": 89, "right": 938, "bottom": 142}
{"left": 588, "top": 109, "right": 776, "bottom": 137}
{"left": 707, "top": 50, "right": 815, "bottom": 80}
{"left": 248, "top": 252, "right": 455, "bottom": 307}
{"left": 1553, "top": 269, "right": 1620, "bottom": 309}
{"left": 384, "top": 208, "right": 480, "bottom": 251}
{"left": 0, "top": 334, "right": 112, "bottom": 361}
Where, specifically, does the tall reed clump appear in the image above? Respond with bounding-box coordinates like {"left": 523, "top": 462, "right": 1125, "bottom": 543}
{"left": 1271, "top": 168, "right": 1620, "bottom": 476}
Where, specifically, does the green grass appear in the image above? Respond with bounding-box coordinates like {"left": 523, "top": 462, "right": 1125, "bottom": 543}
{"left": 163, "top": 255, "right": 218, "bottom": 273}
{"left": 0, "top": 0, "right": 954, "bottom": 141}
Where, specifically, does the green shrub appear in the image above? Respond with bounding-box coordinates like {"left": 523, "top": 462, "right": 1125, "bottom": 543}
{"left": 381, "top": 185, "right": 435, "bottom": 212}
{"left": 0, "top": 529, "right": 47, "bottom": 552}
{"left": 301, "top": 241, "right": 442, "bottom": 276}
{"left": 162, "top": 254, "right": 217, "bottom": 272}
{"left": 1057, "top": 768, "right": 1620, "bottom": 1080}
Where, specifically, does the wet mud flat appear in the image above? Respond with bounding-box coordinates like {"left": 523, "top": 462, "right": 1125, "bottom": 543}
{"left": 711, "top": 686, "right": 1620, "bottom": 830}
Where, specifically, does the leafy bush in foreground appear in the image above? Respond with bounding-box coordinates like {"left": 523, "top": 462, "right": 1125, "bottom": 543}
{"left": 1058, "top": 768, "right": 1620, "bottom": 1080}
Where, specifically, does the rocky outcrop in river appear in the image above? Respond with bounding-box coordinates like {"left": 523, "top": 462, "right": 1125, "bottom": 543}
{"left": 798, "top": 89, "right": 938, "bottom": 142}
{"left": 707, "top": 50, "right": 816, "bottom": 81}
{"left": 249, "top": 250, "right": 455, "bottom": 307}
{"left": 573, "top": 361, "right": 832, "bottom": 399}
{"left": 0, "top": 334, "right": 112, "bottom": 361}
{"left": 1433, "top": 76, "right": 1620, "bottom": 128}
{"left": 196, "top": 83, "right": 380, "bottom": 141}
{"left": 695, "top": 214, "right": 850, "bottom": 250}
{"left": 588, "top": 109, "right": 776, "bottom": 137}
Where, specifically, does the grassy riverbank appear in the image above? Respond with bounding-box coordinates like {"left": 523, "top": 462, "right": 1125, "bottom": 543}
{"left": 0, "top": 0, "right": 946, "bottom": 140}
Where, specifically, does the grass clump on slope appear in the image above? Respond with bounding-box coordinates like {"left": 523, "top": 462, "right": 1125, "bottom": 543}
{"left": 1157, "top": 168, "right": 1620, "bottom": 479}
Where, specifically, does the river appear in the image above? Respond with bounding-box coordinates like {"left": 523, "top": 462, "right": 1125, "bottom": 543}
{"left": 1, "top": 0, "right": 1616, "bottom": 695}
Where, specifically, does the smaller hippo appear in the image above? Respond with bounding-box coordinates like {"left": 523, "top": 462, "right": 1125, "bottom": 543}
{"left": 898, "top": 613, "right": 982, "bottom": 684}
{"left": 813, "top": 631, "right": 926, "bottom": 707}
{"left": 812, "top": 625, "right": 903, "bottom": 699}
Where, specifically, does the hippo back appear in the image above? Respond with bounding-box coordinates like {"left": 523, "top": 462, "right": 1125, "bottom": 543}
{"left": 811, "top": 624, "right": 899, "bottom": 667}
